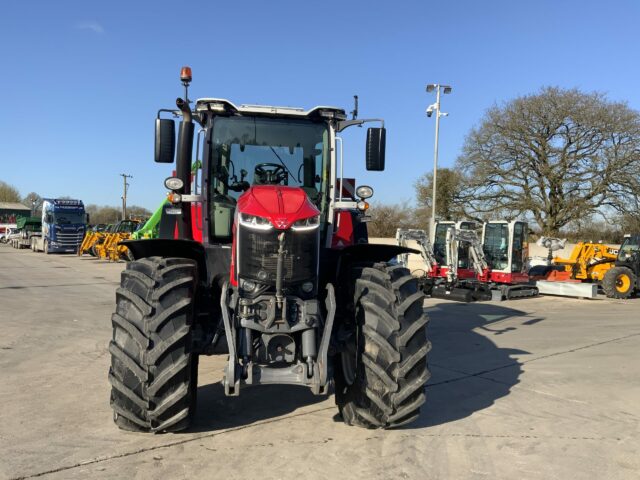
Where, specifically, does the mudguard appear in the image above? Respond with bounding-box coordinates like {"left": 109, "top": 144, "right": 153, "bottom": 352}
{"left": 333, "top": 243, "right": 419, "bottom": 279}
{"left": 121, "top": 239, "right": 207, "bottom": 279}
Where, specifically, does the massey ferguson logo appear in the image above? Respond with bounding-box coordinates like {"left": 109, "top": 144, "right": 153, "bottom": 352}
{"left": 274, "top": 218, "right": 288, "bottom": 229}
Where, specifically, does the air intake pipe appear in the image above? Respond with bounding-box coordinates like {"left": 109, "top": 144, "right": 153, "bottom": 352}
{"left": 175, "top": 97, "right": 193, "bottom": 240}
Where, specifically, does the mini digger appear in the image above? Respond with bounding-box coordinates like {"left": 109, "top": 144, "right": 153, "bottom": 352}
{"left": 108, "top": 67, "right": 431, "bottom": 432}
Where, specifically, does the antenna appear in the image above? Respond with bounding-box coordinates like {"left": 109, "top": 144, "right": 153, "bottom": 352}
{"left": 350, "top": 95, "right": 358, "bottom": 120}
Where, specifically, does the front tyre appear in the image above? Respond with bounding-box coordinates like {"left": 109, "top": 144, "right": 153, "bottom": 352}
{"left": 603, "top": 266, "right": 636, "bottom": 299}
{"left": 335, "top": 262, "right": 431, "bottom": 428}
{"left": 108, "top": 257, "right": 198, "bottom": 432}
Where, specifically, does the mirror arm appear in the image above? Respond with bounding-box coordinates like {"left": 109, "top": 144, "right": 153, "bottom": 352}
{"left": 157, "top": 108, "right": 180, "bottom": 119}
{"left": 336, "top": 118, "right": 384, "bottom": 132}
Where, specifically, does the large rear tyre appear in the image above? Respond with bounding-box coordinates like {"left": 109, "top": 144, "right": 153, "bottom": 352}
{"left": 335, "top": 262, "right": 431, "bottom": 428}
{"left": 109, "top": 256, "right": 199, "bottom": 433}
{"left": 602, "top": 266, "right": 636, "bottom": 299}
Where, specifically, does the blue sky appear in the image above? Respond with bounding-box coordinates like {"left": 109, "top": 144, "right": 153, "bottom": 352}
{"left": 1, "top": 0, "right": 639, "bottom": 210}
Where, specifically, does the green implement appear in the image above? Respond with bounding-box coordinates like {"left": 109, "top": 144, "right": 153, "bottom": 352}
{"left": 16, "top": 216, "right": 42, "bottom": 231}
{"left": 131, "top": 199, "right": 168, "bottom": 239}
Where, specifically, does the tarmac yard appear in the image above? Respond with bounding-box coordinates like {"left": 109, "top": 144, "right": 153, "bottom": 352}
{"left": 0, "top": 246, "right": 639, "bottom": 480}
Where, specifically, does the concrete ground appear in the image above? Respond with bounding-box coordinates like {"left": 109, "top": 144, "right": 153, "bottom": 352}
{"left": 0, "top": 245, "right": 639, "bottom": 480}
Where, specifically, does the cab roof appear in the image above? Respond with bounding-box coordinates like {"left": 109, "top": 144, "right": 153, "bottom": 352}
{"left": 195, "top": 98, "right": 347, "bottom": 120}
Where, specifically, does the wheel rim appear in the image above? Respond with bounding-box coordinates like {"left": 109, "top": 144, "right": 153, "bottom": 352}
{"left": 616, "top": 274, "right": 631, "bottom": 292}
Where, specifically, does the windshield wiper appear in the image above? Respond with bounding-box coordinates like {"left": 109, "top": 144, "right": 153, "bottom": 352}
{"left": 268, "top": 146, "right": 296, "bottom": 180}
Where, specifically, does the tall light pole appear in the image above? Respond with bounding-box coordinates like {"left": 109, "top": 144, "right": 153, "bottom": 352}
{"left": 120, "top": 173, "right": 133, "bottom": 220}
{"left": 426, "top": 84, "right": 452, "bottom": 237}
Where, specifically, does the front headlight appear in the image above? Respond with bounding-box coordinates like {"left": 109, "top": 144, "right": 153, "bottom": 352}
{"left": 164, "top": 176, "right": 184, "bottom": 191}
{"left": 291, "top": 215, "right": 320, "bottom": 231}
{"left": 356, "top": 185, "right": 374, "bottom": 199}
{"left": 240, "top": 279, "right": 257, "bottom": 292}
{"left": 239, "top": 213, "right": 273, "bottom": 230}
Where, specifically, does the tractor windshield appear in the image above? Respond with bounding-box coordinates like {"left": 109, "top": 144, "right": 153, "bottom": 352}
{"left": 210, "top": 116, "right": 329, "bottom": 203}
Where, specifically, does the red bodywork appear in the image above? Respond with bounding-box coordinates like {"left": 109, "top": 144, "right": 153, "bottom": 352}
{"left": 331, "top": 210, "right": 355, "bottom": 248}
{"left": 237, "top": 186, "right": 320, "bottom": 229}
{"left": 191, "top": 203, "right": 203, "bottom": 242}
{"left": 230, "top": 185, "right": 320, "bottom": 286}
{"left": 486, "top": 271, "right": 530, "bottom": 284}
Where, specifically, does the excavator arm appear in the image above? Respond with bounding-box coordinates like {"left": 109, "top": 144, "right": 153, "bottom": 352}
{"left": 395, "top": 228, "right": 437, "bottom": 273}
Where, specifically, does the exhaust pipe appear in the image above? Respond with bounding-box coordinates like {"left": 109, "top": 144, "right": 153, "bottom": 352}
{"left": 175, "top": 97, "right": 194, "bottom": 240}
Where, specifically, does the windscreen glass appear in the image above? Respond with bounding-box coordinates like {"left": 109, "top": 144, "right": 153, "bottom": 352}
{"left": 619, "top": 237, "right": 639, "bottom": 260}
{"left": 208, "top": 116, "right": 329, "bottom": 241}
{"left": 483, "top": 224, "right": 509, "bottom": 270}
{"left": 433, "top": 223, "right": 451, "bottom": 265}
{"left": 210, "top": 116, "right": 328, "bottom": 202}
{"left": 53, "top": 212, "right": 85, "bottom": 225}
{"left": 511, "top": 222, "right": 525, "bottom": 272}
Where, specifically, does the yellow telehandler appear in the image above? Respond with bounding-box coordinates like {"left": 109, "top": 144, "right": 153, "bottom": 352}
{"left": 552, "top": 242, "right": 619, "bottom": 282}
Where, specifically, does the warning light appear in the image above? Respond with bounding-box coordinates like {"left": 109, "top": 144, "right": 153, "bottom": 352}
{"left": 180, "top": 66, "right": 192, "bottom": 83}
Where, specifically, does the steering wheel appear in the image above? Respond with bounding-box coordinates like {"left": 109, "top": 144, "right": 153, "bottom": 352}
{"left": 254, "top": 163, "right": 288, "bottom": 185}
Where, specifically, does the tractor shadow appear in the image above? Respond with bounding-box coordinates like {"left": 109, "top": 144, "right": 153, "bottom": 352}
{"left": 190, "top": 380, "right": 327, "bottom": 433}
{"left": 188, "top": 300, "right": 541, "bottom": 433}
{"left": 411, "top": 300, "right": 540, "bottom": 428}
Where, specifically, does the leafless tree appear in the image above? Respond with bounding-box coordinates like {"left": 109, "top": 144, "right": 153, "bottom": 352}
{"left": 367, "top": 202, "right": 424, "bottom": 238}
{"left": 454, "top": 87, "right": 640, "bottom": 235}
{"left": 414, "top": 168, "right": 469, "bottom": 221}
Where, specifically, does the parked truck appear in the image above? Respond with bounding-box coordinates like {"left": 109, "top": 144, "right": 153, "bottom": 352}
{"left": 32, "top": 199, "right": 87, "bottom": 254}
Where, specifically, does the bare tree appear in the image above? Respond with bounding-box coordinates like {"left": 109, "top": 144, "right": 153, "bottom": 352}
{"left": 367, "top": 202, "right": 422, "bottom": 238}
{"left": 414, "top": 168, "right": 468, "bottom": 221}
{"left": 22, "top": 192, "right": 43, "bottom": 215}
{"left": 454, "top": 87, "right": 640, "bottom": 235}
{"left": 85, "top": 204, "right": 152, "bottom": 225}
{"left": 0, "top": 181, "right": 21, "bottom": 203}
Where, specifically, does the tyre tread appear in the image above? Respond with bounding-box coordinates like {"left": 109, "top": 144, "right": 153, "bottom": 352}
{"left": 109, "top": 256, "right": 198, "bottom": 433}
{"left": 336, "top": 262, "right": 430, "bottom": 429}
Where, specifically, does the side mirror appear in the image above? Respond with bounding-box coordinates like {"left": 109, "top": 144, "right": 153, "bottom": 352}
{"left": 155, "top": 118, "right": 176, "bottom": 163}
{"left": 366, "top": 127, "right": 386, "bottom": 171}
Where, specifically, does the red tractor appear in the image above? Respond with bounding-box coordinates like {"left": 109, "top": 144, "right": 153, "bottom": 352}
{"left": 108, "top": 68, "right": 430, "bottom": 432}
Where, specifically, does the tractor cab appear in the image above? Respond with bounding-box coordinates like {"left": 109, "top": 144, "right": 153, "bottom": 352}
{"left": 203, "top": 109, "right": 331, "bottom": 243}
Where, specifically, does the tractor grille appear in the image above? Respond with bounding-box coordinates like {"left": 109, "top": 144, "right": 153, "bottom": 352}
{"left": 237, "top": 225, "right": 318, "bottom": 286}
